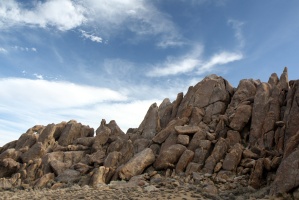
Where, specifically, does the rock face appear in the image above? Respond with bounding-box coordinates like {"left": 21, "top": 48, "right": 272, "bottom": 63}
{"left": 1, "top": 68, "right": 299, "bottom": 197}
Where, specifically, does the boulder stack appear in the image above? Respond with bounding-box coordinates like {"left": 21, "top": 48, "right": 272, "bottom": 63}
{"left": 1, "top": 68, "right": 298, "bottom": 197}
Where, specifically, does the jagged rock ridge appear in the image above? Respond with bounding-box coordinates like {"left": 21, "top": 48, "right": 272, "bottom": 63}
{"left": 0, "top": 67, "right": 299, "bottom": 197}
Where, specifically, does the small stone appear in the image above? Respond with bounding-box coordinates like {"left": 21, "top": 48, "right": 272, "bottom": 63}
{"left": 263, "top": 157, "right": 271, "bottom": 171}
{"left": 243, "top": 149, "right": 259, "bottom": 159}
{"left": 214, "top": 162, "right": 222, "bottom": 173}
{"left": 206, "top": 132, "right": 216, "bottom": 141}
{"left": 271, "top": 156, "right": 282, "bottom": 170}
{"left": 144, "top": 185, "right": 158, "bottom": 192}
{"left": 203, "top": 184, "right": 218, "bottom": 195}
{"left": 275, "top": 121, "right": 285, "bottom": 127}
{"left": 51, "top": 182, "right": 64, "bottom": 190}
{"left": 177, "top": 135, "right": 190, "bottom": 146}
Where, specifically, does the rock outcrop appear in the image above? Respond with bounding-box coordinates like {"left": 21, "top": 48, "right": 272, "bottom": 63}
{"left": 1, "top": 67, "right": 299, "bottom": 198}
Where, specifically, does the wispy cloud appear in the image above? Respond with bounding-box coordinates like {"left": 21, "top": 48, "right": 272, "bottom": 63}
{"left": 148, "top": 58, "right": 201, "bottom": 77}
{"left": 228, "top": 19, "right": 245, "bottom": 49}
{"left": 13, "top": 46, "right": 37, "bottom": 52}
{"left": 147, "top": 44, "right": 243, "bottom": 77}
{"left": 80, "top": 29, "right": 102, "bottom": 43}
{"left": 147, "top": 45, "right": 203, "bottom": 77}
{"left": 198, "top": 51, "right": 243, "bottom": 74}
{"left": 0, "top": 47, "right": 7, "bottom": 53}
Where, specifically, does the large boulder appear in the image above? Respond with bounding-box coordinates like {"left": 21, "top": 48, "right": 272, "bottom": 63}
{"left": 34, "top": 173, "right": 55, "bottom": 188}
{"left": 225, "top": 79, "right": 257, "bottom": 119}
{"left": 158, "top": 98, "right": 173, "bottom": 129}
{"left": 41, "top": 151, "right": 64, "bottom": 174}
{"left": 93, "top": 121, "right": 111, "bottom": 151}
{"left": 192, "top": 140, "right": 212, "bottom": 167}
{"left": 119, "top": 148, "right": 155, "bottom": 180}
{"left": 0, "top": 158, "right": 20, "bottom": 178}
{"left": 222, "top": 143, "right": 244, "bottom": 171}
{"left": 137, "top": 103, "right": 161, "bottom": 139}
{"left": 58, "top": 121, "right": 93, "bottom": 146}
{"left": 177, "top": 75, "right": 232, "bottom": 118}
{"left": 249, "top": 83, "right": 271, "bottom": 146}
{"left": 154, "top": 144, "right": 187, "bottom": 170}
{"left": 55, "top": 169, "right": 81, "bottom": 183}
{"left": 21, "top": 142, "right": 46, "bottom": 163}
{"left": 249, "top": 158, "right": 264, "bottom": 189}
{"left": 90, "top": 166, "right": 110, "bottom": 186}
{"left": 284, "top": 79, "right": 299, "bottom": 142}
{"left": 0, "top": 173, "right": 21, "bottom": 189}
{"left": 270, "top": 149, "right": 299, "bottom": 195}
{"left": 229, "top": 105, "right": 252, "bottom": 131}
{"left": 152, "top": 117, "right": 188, "bottom": 144}
{"left": 0, "top": 148, "right": 21, "bottom": 161}
{"left": 38, "top": 122, "right": 66, "bottom": 148}
{"left": 187, "top": 129, "right": 206, "bottom": 151}
{"left": 283, "top": 130, "right": 299, "bottom": 158}
{"left": 175, "top": 149, "right": 194, "bottom": 174}
{"left": 202, "top": 138, "right": 228, "bottom": 174}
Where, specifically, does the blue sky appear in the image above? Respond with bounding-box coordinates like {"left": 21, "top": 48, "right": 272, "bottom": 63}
{"left": 1, "top": 0, "right": 299, "bottom": 146}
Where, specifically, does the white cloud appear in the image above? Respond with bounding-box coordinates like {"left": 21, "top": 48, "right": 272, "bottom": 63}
{"left": 0, "top": 47, "right": 7, "bottom": 53}
{"left": 147, "top": 45, "right": 203, "bottom": 77}
{"left": 228, "top": 19, "right": 245, "bottom": 48}
{"left": 0, "top": 78, "right": 127, "bottom": 109}
{"left": 80, "top": 30, "right": 102, "bottom": 43}
{"left": 0, "top": 98, "right": 159, "bottom": 147}
{"left": 198, "top": 51, "right": 243, "bottom": 74}
{"left": 0, "top": 0, "right": 182, "bottom": 47}
{"left": 0, "top": 0, "right": 86, "bottom": 31}
{"left": 0, "top": 77, "right": 168, "bottom": 147}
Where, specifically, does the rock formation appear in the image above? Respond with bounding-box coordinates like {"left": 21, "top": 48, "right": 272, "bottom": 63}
{"left": 1, "top": 67, "right": 299, "bottom": 198}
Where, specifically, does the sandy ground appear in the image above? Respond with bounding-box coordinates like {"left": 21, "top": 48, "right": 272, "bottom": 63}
{"left": 0, "top": 183, "right": 289, "bottom": 200}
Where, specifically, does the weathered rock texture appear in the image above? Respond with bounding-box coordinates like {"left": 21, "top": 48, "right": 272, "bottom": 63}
{"left": 1, "top": 67, "right": 298, "bottom": 197}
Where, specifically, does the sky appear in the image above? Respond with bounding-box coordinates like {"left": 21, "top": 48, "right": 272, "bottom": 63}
{"left": 1, "top": 0, "right": 299, "bottom": 147}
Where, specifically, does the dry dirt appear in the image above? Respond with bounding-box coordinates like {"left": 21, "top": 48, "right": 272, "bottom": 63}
{"left": 0, "top": 182, "right": 290, "bottom": 200}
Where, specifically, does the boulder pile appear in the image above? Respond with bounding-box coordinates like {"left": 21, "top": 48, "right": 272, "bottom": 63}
{"left": 1, "top": 67, "right": 299, "bottom": 197}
